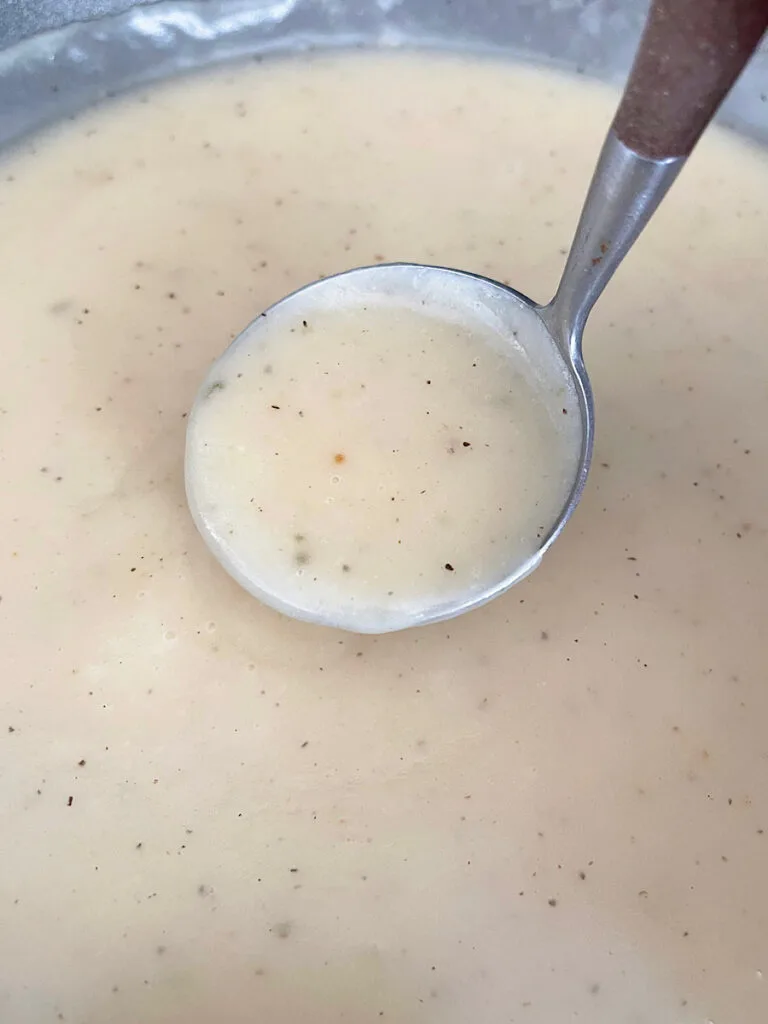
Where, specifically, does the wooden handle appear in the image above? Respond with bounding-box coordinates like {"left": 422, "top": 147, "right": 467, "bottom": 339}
{"left": 613, "top": 0, "right": 768, "bottom": 159}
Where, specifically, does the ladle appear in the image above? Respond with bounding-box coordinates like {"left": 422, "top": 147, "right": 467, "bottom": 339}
{"left": 186, "top": 0, "right": 768, "bottom": 632}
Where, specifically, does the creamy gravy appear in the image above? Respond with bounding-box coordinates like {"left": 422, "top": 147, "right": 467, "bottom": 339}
{"left": 1, "top": 51, "right": 767, "bottom": 1024}
{"left": 186, "top": 273, "right": 580, "bottom": 630}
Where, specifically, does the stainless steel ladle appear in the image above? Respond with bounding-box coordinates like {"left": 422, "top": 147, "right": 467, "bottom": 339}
{"left": 187, "top": 0, "right": 768, "bottom": 632}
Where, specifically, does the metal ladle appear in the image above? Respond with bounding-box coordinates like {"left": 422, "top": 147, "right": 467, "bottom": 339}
{"left": 187, "top": 0, "right": 768, "bottom": 633}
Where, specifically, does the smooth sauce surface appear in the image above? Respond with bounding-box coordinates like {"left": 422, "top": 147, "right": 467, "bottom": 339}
{"left": 186, "top": 277, "right": 580, "bottom": 630}
{"left": 1, "top": 52, "right": 768, "bottom": 1023}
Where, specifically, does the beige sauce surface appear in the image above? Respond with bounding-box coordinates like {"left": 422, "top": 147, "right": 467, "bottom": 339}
{"left": 186, "top": 275, "right": 579, "bottom": 631}
{"left": 1, "top": 51, "right": 767, "bottom": 1024}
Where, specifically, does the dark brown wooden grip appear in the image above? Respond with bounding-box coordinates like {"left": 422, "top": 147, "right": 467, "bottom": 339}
{"left": 613, "top": 0, "right": 768, "bottom": 159}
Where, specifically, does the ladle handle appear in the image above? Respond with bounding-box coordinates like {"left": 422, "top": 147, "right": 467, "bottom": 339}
{"left": 542, "top": 0, "right": 768, "bottom": 358}
{"left": 614, "top": 0, "right": 768, "bottom": 160}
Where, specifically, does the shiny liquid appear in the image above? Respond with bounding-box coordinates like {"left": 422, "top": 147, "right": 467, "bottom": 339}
{"left": 186, "top": 277, "right": 580, "bottom": 630}
{"left": 1, "top": 51, "right": 767, "bottom": 1024}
